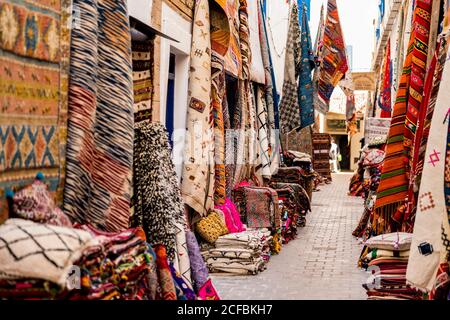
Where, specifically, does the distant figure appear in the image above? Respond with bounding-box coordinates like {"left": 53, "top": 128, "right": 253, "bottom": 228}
{"left": 330, "top": 138, "right": 341, "bottom": 173}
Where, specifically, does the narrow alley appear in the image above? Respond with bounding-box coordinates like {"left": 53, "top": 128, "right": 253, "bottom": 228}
{"left": 212, "top": 173, "right": 368, "bottom": 300}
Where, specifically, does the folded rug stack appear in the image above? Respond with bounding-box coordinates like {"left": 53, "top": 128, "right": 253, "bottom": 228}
{"left": 361, "top": 232, "right": 423, "bottom": 300}
{"left": 201, "top": 229, "right": 272, "bottom": 275}
{"left": 0, "top": 219, "right": 194, "bottom": 300}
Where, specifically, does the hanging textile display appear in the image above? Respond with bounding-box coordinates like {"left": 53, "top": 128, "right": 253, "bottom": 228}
{"left": 298, "top": 4, "right": 316, "bottom": 130}
{"left": 373, "top": 0, "right": 434, "bottom": 232}
{"left": 239, "top": 0, "right": 259, "bottom": 181}
{"left": 258, "top": 0, "right": 280, "bottom": 175}
{"left": 379, "top": 40, "right": 392, "bottom": 118}
{"left": 131, "top": 40, "right": 154, "bottom": 125}
{"left": 212, "top": 55, "right": 227, "bottom": 206}
{"left": 255, "top": 85, "right": 272, "bottom": 179}
{"left": 406, "top": 33, "right": 450, "bottom": 292}
{"left": 224, "top": 0, "right": 242, "bottom": 78}
{"left": 211, "top": 0, "right": 231, "bottom": 207}
{"left": 406, "top": 40, "right": 445, "bottom": 231}
{"left": 64, "top": 0, "right": 134, "bottom": 232}
{"left": 279, "top": 2, "right": 301, "bottom": 134}
{"left": 313, "top": 4, "right": 327, "bottom": 115}
{"left": 131, "top": 123, "right": 184, "bottom": 261}
{"left": 0, "top": 0, "right": 71, "bottom": 221}
{"left": 211, "top": 0, "right": 231, "bottom": 203}
{"left": 181, "top": 0, "right": 215, "bottom": 218}
{"left": 404, "top": 0, "right": 434, "bottom": 170}
{"left": 248, "top": 0, "right": 265, "bottom": 84}
{"left": 317, "top": 0, "right": 349, "bottom": 111}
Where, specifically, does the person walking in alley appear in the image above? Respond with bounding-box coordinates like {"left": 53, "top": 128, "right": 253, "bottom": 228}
{"left": 330, "top": 138, "right": 341, "bottom": 173}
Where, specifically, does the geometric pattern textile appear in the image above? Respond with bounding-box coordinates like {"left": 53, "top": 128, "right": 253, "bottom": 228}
{"left": 63, "top": 0, "right": 134, "bottom": 233}
{"left": 0, "top": 219, "right": 95, "bottom": 287}
{"left": 0, "top": 0, "right": 71, "bottom": 221}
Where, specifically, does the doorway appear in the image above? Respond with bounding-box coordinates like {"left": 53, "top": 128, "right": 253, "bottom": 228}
{"left": 332, "top": 134, "right": 351, "bottom": 171}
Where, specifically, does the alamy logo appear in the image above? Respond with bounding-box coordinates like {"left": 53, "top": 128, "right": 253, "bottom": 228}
{"left": 66, "top": 266, "right": 81, "bottom": 290}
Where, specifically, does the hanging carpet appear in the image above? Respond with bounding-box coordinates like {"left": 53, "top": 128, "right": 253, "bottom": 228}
{"left": 64, "top": 0, "right": 134, "bottom": 232}
{"left": 0, "top": 0, "right": 71, "bottom": 222}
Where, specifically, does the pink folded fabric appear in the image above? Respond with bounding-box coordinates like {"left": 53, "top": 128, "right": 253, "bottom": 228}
{"left": 215, "top": 198, "right": 245, "bottom": 233}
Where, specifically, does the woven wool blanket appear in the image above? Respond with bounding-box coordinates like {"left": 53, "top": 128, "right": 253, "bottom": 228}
{"left": 0, "top": 219, "right": 95, "bottom": 287}
{"left": 318, "top": 0, "right": 348, "bottom": 108}
{"left": 181, "top": 0, "right": 215, "bottom": 218}
{"left": 298, "top": 4, "right": 316, "bottom": 129}
{"left": 131, "top": 123, "right": 184, "bottom": 261}
{"left": 279, "top": 2, "right": 302, "bottom": 134}
{"left": 0, "top": 0, "right": 71, "bottom": 221}
{"left": 64, "top": 0, "right": 134, "bottom": 232}
{"left": 406, "top": 31, "right": 450, "bottom": 293}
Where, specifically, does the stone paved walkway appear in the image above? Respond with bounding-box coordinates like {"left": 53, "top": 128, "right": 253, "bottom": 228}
{"left": 211, "top": 173, "right": 369, "bottom": 300}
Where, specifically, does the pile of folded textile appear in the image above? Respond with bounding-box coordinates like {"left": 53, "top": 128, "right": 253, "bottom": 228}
{"left": 201, "top": 229, "right": 272, "bottom": 275}
{"left": 0, "top": 219, "right": 197, "bottom": 300}
{"left": 360, "top": 232, "right": 423, "bottom": 300}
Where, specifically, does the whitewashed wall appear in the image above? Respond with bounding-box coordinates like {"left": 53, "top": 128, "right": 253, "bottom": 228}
{"left": 128, "top": 0, "right": 153, "bottom": 24}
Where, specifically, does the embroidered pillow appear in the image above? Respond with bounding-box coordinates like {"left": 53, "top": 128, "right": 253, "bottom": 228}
{"left": 10, "top": 175, "right": 72, "bottom": 227}
{"left": 365, "top": 232, "right": 412, "bottom": 251}
{"left": 195, "top": 212, "right": 229, "bottom": 244}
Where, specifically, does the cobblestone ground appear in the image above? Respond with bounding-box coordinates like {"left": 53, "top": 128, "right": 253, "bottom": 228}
{"left": 211, "top": 173, "right": 369, "bottom": 300}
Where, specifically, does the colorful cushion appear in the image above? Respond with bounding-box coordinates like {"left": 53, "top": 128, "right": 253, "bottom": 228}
{"left": 365, "top": 232, "right": 412, "bottom": 251}
{"left": 10, "top": 175, "right": 72, "bottom": 227}
{"left": 195, "top": 211, "right": 229, "bottom": 244}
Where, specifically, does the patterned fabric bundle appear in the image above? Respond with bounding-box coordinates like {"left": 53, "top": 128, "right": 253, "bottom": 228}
{"left": 298, "top": 4, "right": 316, "bottom": 130}
{"left": 233, "top": 186, "right": 280, "bottom": 229}
{"left": 0, "top": 219, "right": 95, "bottom": 287}
{"left": 70, "top": 224, "right": 159, "bottom": 300}
{"left": 154, "top": 245, "right": 177, "bottom": 300}
{"left": 181, "top": 0, "right": 215, "bottom": 218}
{"left": 270, "top": 167, "right": 312, "bottom": 204}
{"left": 201, "top": 229, "right": 272, "bottom": 275}
{"left": 0, "top": 222, "right": 158, "bottom": 300}
{"left": 64, "top": 0, "right": 134, "bottom": 232}
{"left": 379, "top": 41, "right": 392, "bottom": 118}
{"left": 406, "top": 35, "right": 450, "bottom": 293}
{"left": 279, "top": 2, "right": 302, "bottom": 134}
{"left": 0, "top": 0, "right": 71, "bottom": 221}
{"left": 132, "top": 40, "right": 153, "bottom": 125}
{"left": 269, "top": 182, "right": 311, "bottom": 216}
{"left": 318, "top": 0, "right": 348, "bottom": 109}
{"left": 374, "top": 1, "right": 433, "bottom": 232}
{"left": 258, "top": 0, "right": 280, "bottom": 174}
{"left": 131, "top": 123, "right": 184, "bottom": 261}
